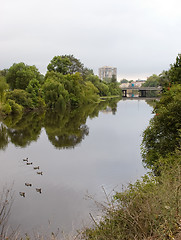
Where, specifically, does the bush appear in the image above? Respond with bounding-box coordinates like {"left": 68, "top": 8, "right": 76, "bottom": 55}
{"left": 141, "top": 84, "right": 181, "bottom": 169}
{"left": 1, "top": 102, "right": 12, "bottom": 115}
{"left": 7, "top": 99, "right": 23, "bottom": 114}
{"left": 82, "top": 156, "right": 181, "bottom": 240}
{"left": 5, "top": 89, "right": 33, "bottom": 109}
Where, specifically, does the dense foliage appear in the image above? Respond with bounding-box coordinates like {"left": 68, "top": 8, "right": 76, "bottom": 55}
{"left": 0, "top": 55, "right": 122, "bottom": 116}
{"left": 142, "top": 74, "right": 160, "bottom": 87}
{"left": 142, "top": 54, "right": 181, "bottom": 170}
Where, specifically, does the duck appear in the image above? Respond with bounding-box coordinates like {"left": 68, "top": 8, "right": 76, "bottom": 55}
{"left": 36, "top": 188, "right": 42, "bottom": 194}
{"left": 19, "top": 192, "right": 25, "bottom": 197}
{"left": 33, "top": 166, "right": 40, "bottom": 170}
{"left": 25, "top": 183, "right": 32, "bottom": 187}
{"left": 37, "top": 171, "right": 43, "bottom": 175}
{"left": 23, "top": 158, "right": 28, "bottom": 162}
{"left": 26, "top": 162, "right": 33, "bottom": 165}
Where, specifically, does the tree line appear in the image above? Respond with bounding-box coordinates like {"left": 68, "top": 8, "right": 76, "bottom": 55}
{"left": 0, "top": 55, "right": 122, "bottom": 116}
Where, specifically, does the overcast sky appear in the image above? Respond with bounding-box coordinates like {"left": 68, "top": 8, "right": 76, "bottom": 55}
{"left": 1, "top": 0, "right": 181, "bottom": 80}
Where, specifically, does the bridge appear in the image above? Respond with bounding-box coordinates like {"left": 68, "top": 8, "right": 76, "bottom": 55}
{"left": 121, "top": 86, "right": 162, "bottom": 97}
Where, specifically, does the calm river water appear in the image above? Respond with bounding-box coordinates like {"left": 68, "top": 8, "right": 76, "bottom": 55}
{"left": 0, "top": 99, "right": 154, "bottom": 237}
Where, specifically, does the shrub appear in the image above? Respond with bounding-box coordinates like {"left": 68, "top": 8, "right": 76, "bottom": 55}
{"left": 7, "top": 99, "right": 23, "bottom": 114}
{"left": 1, "top": 102, "right": 12, "bottom": 115}
{"left": 82, "top": 156, "right": 181, "bottom": 240}
{"left": 5, "top": 89, "right": 33, "bottom": 109}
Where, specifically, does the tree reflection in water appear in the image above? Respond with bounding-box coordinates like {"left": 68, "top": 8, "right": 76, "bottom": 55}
{"left": 0, "top": 98, "right": 120, "bottom": 150}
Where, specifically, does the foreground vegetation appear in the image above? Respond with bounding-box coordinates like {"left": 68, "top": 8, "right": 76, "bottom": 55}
{"left": 0, "top": 55, "right": 122, "bottom": 116}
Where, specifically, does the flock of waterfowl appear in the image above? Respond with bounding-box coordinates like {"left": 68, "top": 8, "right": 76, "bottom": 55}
{"left": 19, "top": 157, "right": 43, "bottom": 198}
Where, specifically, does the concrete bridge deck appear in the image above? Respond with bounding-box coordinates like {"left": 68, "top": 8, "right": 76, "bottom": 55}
{"left": 121, "top": 86, "right": 162, "bottom": 91}
{"left": 120, "top": 86, "right": 162, "bottom": 97}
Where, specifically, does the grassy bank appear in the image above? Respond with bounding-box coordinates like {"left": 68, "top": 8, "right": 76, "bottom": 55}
{"left": 81, "top": 153, "right": 181, "bottom": 240}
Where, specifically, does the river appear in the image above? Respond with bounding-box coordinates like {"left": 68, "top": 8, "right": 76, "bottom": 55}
{"left": 0, "top": 99, "right": 154, "bottom": 237}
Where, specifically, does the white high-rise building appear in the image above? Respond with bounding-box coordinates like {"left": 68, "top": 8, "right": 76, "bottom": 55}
{"left": 98, "top": 66, "right": 117, "bottom": 82}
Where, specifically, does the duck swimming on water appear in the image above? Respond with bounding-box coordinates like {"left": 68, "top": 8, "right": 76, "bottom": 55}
{"left": 36, "top": 188, "right": 42, "bottom": 194}
{"left": 19, "top": 192, "right": 25, "bottom": 197}
{"left": 33, "top": 166, "right": 40, "bottom": 170}
{"left": 25, "top": 183, "right": 32, "bottom": 187}
{"left": 26, "top": 162, "right": 33, "bottom": 165}
{"left": 23, "top": 158, "right": 28, "bottom": 162}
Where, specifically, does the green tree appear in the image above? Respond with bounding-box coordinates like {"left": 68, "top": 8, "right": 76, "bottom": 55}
{"left": 26, "top": 79, "right": 45, "bottom": 108}
{"left": 0, "top": 69, "right": 9, "bottom": 77}
{"left": 111, "top": 74, "right": 117, "bottom": 83}
{"left": 0, "top": 76, "right": 8, "bottom": 103}
{"left": 43, "top": 79, "right": 69, "bottom": 110}
{"left": 141, "top": 84, "right": 181, "bottom": 169}
{"left": 142, "top": 74, "right": 160, "bottom": 87}
{"left": 6, "top": 62, "right": 42, "bottom": 90}
{"left": 6, "top": 99, "right": 23, "bottom": 114}
{"left": 120, "top": 79, "right": 129, "bottom": 83}
{"left": 108, "top": 82, "right": 122, "bottom": 96}
{"left": 47, "top": 56, "right": 72, "bottom": 75}
{"left": 82, "top": 67, "right": 94, "bottom": 80}
{"left": 63, "top": 54, "right": 84, "bottom": 74}
{"left": 5, "top": 89, "right": 33, "bottom": 109}
{"left": 158, "top": 70, "right": 170, "bottom": 89}
{"left": 47, "top": 54, "right": 93, "bottom": 79}
{"left": 85, "top": 74, "right": 110, "bottom": 96}
{"left": 84, "top": 81, "right": 99, "bottom": 103}
{"left": 86, "top": 74, "right": 100, "bottom": 84}
{"left": 168, "top": 53, "right": 181, "bottom": 85}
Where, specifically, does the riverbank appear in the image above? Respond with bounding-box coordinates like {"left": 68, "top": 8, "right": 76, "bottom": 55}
{"left": 81, "top": 154, "right": 181, "bottom": 239}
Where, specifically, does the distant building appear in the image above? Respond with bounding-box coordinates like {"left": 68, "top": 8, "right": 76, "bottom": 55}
{"left": 98, "top": 66, "right": 117, "bottom": 82}
{"left": 120, "top": 80, "right": 145, "bottom": 88}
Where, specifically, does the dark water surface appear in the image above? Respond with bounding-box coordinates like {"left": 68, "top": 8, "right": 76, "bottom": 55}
{"left": 0, "top": 99, "right": 154, "bottom": 236}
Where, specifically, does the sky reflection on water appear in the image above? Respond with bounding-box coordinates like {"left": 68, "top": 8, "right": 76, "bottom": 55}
{"left": 0, "top": 99, "right": 154, "bottom": 236}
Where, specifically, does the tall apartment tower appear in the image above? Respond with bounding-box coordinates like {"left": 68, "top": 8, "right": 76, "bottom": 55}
{"left": 98, "top": 66, "right": 117, "bottom": 82}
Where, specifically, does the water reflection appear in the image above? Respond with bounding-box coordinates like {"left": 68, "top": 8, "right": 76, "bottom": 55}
{"left": 0, "top": 99, "right": 119, "bottom": 150}
{"left": 1, "top": 111, "right": 44, "bottom": 148}
{"left": 0, "top": 98, "right": 154, "bottom": 237}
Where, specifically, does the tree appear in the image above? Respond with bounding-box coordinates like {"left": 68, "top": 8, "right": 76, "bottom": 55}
{"left": 85, "top": 74, "right": 110, "bottom": 96}
{"left": 158, "top": 71, "right": 170, "bottom": 89}
{"left": 6, "top": 62, "right": 42, "bottom": 90}
{"left": 43, "top": 79, "right": 69, "bottom": 110}
{"left": 47, "top": 55, "right": 93, "bottom": 79}
{"left": 85, "top": 74, "right": 100, "bottom": 84}
{"left": 141, "top": 84, "right": 181, "bottom": 169}
{"left": 63, "top": 55, "right": 84, "bottom": 74}
{"left": 120, "top": 79, "right": 129, "bottom": 83}
{"left": 168, "top": 53, "right": 181, "bottom": 85}
{"left": 0, "top": 76, "right": 8, "bottom": 103}
{"left": 111, "top": 74, "right": 117, "bottom": 83}
{"left": 142, "top": 74, "right": 160, "bottom": 87}
{"left": 47, "top": 56, "right": 72, "bottom": 75}
{"left": 0, "top": 69, "right": 9, "bottom": 77}
{"left": 5, "top": 89, "right": 33, "bottom": 109}
{"left": 26, "top": 79, "right": 45, "bottom": 108}
{"left": 82, "top": 67, "right": 94, "bottom": 80}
